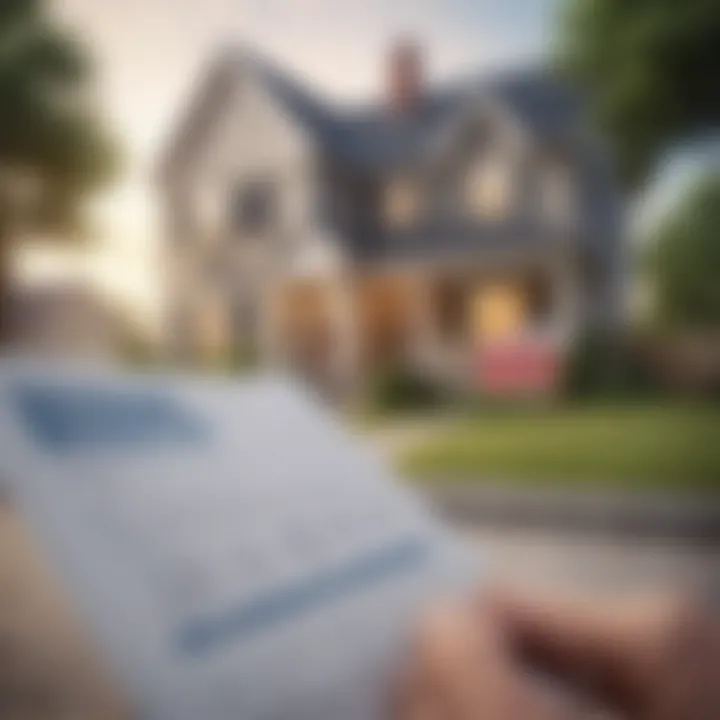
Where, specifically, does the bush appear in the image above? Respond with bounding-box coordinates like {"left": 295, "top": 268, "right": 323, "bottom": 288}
{"left": 118, "top": 328, "right": 159, "bottom": 368}
{"left": 368, "top": 366, "right": 446, "bottom": 413}
{"left": 645, "top": 172, "right": 720, "bottom": 331}
{"left": 564, "top": 331, "right": 658, "bottom": 400}
{"left": 648, "top": 334, "right": 720, "bottom": 399}
{"left": 203, "top": 345, "right": 259, "bottom": 375}
{"left": 227, "top": 344, "right": 259, "bottom": 373}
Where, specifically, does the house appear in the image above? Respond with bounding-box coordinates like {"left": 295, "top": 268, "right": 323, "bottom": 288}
{"left": 158, "top": 42, "right": 623, "bottom": 396}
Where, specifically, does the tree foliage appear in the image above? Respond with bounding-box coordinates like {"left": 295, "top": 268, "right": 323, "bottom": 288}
{"left": 645, "top": 172, "right": 720, "bottom": 329}
{"left": 556, "top": 0, "right": 720, "bottom": 189}
{"left": 0, "top": 0, "right": 118, "bottom": 239}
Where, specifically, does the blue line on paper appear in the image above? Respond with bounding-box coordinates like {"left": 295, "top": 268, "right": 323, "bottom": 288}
{"left": 12, "top": 383, "right": 206, "bottom": 452}
{"left": 176, "top": 538, "right": 427, "bottom": 658}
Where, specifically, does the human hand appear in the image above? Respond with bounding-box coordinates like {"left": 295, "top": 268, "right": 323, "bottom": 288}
{"left": 395, "top": 591, "right": 720, "bottom": 720}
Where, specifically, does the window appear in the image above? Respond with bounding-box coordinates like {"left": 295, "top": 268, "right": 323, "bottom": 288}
{"left": 465, "top": 156, "right": 513, "bottom": 219}
{"left": 472, "top": 282, "right": 525, "bottom": 340}
{"left": 233, "top": 180, "right": 276, "bottom": 235}
{"left": 385, "top": 178, "right": 420, "bottom": 228}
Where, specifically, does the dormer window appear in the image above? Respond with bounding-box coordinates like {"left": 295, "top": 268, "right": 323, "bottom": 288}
{"left": 385, "top": 178, "right": 421, "bottom": 228}
{"left": 465, "top": 155, "right": 513, "bottom": 220}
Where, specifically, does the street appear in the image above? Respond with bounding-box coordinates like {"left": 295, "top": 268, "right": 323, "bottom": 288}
{"left": 467, "top": 525, "right": 720, "bottom": 598}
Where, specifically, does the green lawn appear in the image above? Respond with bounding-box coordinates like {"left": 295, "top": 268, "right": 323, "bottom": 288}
{"left": 401, "top": 404, "right": 720, "bottom": 490}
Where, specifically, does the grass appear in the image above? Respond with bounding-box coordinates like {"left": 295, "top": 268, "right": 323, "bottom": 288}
{"left": 400, "top": 403, "right": 720, "bottom": 491}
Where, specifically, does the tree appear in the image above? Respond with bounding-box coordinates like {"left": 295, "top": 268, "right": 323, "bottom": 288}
{"left": 556, "top": 0, "right": 720, "bottom": 190}
{"left": 645, "top": 172, "right": 720, "bottom": 329}
{"left": 0, "top": 0, "right": 117, "bottom": 339}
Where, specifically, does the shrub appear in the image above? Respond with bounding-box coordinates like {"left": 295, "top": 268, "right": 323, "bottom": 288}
{"left": 368, "top": 366, "right": 446, "bottom": 413}
{"left": 228, "top": 344, "right": 259, "bottom": 373}
{"left": 118, "top": 327, "right": 159, "bottom": 368}
{"left": 204, "top": 345, "right": 259, "bottom": 375}
{"left": 564, "top": 331, "right": 658, "bottom": 400}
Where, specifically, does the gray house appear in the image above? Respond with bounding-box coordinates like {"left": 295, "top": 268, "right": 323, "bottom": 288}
{"left": 158, "top": 43, "right": 622, "bottom": 394}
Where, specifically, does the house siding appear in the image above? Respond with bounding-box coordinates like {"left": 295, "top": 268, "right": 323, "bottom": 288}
{"left": 163, "top": 71, "right": 322, "bottom": 361}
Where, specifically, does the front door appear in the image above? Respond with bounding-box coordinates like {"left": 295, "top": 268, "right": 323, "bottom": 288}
{"left": 472, "top": 282, "right": 527, "bottom": 343}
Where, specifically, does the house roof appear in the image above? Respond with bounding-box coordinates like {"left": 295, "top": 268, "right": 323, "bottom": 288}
{"left": 347, "top": 220, "right": 579, "bottom": 268}
{"left": 325, "top": 72, "right": 585, "bottom": 170}
{"left": 158, "top": 48, "right": 619, "bottom": 262}
{"left": 158, "top": 48, "right": 586, "bottom": 180}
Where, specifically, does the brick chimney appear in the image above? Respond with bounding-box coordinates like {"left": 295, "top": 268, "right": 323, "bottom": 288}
{"left": 387, "top": 40, "right": 424, "bottom": 115}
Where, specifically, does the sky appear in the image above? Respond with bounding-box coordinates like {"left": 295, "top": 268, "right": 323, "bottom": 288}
{"left": 19, "top": 0, "right": 553, "bottom": 328}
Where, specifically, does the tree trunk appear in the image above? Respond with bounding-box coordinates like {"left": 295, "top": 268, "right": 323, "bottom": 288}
{"left": 0, "top": 222, "right": 11, "bottom": 347}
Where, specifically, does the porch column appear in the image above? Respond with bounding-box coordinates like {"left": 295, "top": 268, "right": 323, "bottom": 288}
{"left": 259, "top": 283, "right": 285, "bottom": 368}
{"left": 329, "top": 275, "right": 361, "bottom": 390}
{"left": 409, "top": 273, "right": 436, "bottom": 369}
{"left": 552, "top": 255, "right": 580, "bottom": 344}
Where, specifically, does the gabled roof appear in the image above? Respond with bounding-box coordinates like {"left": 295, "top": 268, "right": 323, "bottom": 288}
{"left": 158, "top": 47, "right": 585, "bottom": 182}
{"left": 325, "top": 71, "right": 585, "bottom": 170}
{"left": 158, "top": 48, "right": 335, "bottom": 183}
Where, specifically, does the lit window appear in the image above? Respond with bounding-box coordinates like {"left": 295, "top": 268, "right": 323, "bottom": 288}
{"left": 385, "top": 179, "right": 420, "bottom": 228}
{"left": 465, "top": 157, "right": 513, "bottom": 219}
{"left": 472, "top": 283, "right": 525, "bottom": 340}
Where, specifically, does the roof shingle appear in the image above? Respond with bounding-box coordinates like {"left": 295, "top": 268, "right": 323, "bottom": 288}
{"left": 159, "top": 48, "right": 585, "bottom": 178}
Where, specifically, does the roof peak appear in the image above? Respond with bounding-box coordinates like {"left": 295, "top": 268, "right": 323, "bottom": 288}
{"left": 158, "top": 44, "right": 582, "bottom": 181}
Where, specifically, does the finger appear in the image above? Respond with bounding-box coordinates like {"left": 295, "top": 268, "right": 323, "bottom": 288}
{"left": 412, "top": 602, "right": 509, "bottom": 718}
{"left": 393, "top": 660, "right": 445, "bottom": 720}
{"left": 485, "top": 589, "right": 700, "bottom": 710}
{"left": 412, "top": 602, "right": 584, "bottom": 720}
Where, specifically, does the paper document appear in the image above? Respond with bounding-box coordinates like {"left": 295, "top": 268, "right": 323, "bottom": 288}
{"left": 0, "top": 361, "right": 478, "bottom": 720}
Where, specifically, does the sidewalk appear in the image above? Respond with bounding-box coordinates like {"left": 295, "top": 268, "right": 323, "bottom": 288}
{"left": 422, "top": 483, "right": 720, "bottom": 543}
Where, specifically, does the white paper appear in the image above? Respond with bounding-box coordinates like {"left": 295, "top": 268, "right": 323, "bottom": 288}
{"left": 0, "top": 361, "right": 478, "bottom": 720}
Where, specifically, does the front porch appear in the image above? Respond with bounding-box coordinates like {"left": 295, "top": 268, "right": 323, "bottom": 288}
{"left": 262, "top": 262, "right": 578, "bottom": 397}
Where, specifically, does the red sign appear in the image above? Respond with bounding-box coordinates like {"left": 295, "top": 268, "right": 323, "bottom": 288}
{"left": 477, "top": 341, "right": 561, "bottom": 395}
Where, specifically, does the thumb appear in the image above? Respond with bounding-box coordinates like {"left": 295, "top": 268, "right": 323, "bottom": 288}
{"left": 486, "top": 589, "right": 702, "bottom": 714}
{"left": 403, "top": 603, "right": 582, "bottom": 720}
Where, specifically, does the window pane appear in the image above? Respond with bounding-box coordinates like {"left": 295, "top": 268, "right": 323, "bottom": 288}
{"left": 385, "top": 179, "right": 419, "bottom": 228}
{"left": 233, "top": 181, "right": 276, "bottom": 235}
{"left": 465, "top": 158, "right": 512, "bottom": 219}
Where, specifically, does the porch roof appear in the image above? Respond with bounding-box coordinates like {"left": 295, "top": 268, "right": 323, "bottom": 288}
{"left": 349, "top": 223, "right": 580, "bottom": 269}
